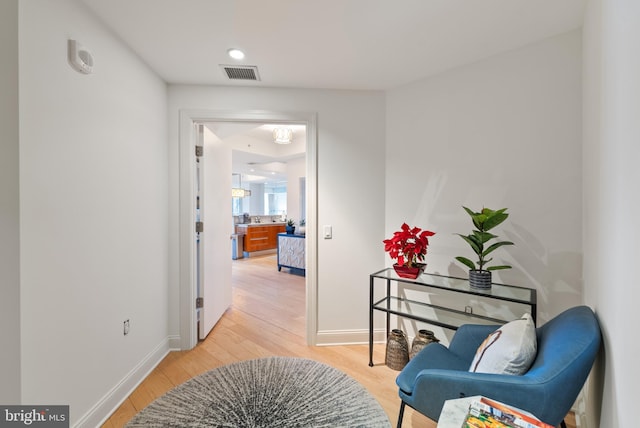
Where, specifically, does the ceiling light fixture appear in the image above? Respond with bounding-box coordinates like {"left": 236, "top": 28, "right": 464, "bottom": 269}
{"left": 231, "top": 173, "right": 251, "bottom": 198}
{"left": 272, "top": 127, "right": 293, "bottom": 144}
{"left": 231, "top": 188, "right": 245, "bottom": 198}
{"left": 227, "top": 48, "right": 245, "bottom": 60}
{"left": 231, "top": 187, "right": 251, "bottom": 197}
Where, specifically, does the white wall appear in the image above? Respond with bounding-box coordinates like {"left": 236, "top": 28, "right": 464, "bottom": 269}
{"left": 249, "top": 182, "right": 265, "bottom": 215}
{"left": 286, "top": 156, "right": 306, "bottom": 224}
{"left": 583, "top": 1, "right": 640, "bottom": 427}
{"left": 167, "top": 86, "right": 386, "bottom": 341}
{"left": 19, "top": 0, "right": 169, "bottom": 425}
{"left": 0, "top": 0, "right": 21, "bottom": 403}
{"left": 386, "top": 30, "right": 583, "bottom": 325}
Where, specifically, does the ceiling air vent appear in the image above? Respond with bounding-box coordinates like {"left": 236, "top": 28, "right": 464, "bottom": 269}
{"left": 220, "top": 65, "right": 261, "bottom": 81}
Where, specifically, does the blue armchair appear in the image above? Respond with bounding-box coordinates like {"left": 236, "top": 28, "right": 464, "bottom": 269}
{"left": 396, "top": 306, "right": 601, "bottom": 428}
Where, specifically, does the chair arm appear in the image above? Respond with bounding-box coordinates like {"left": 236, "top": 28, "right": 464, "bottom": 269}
{"left": 406, "top": 369, "right": 547, "bottom": 422}
{"left": 448, "top": 324, "right": 499, "bottom": 360}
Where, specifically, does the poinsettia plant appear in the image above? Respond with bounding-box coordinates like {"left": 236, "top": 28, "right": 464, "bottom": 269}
{"left": 383, "top": 223, "right": 436, "bottom": 267}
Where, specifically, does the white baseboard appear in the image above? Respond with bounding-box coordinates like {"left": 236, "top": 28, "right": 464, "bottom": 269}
{"left": 73, "top": 335, "right": 181, "bottom": 428}
{"left": 168, "top": 334, "right": 182, "bottom": 350}
{"left": 315, "top": 328, "right": 387, "bottom": 346}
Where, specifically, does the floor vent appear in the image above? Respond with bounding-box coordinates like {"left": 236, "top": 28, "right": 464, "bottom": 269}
{"left": 220, "top": 65, "right": 261, "bottom": 81}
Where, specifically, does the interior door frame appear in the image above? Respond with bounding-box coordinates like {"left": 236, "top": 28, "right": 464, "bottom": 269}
{"left": 178, "top": 109, "right": 318, "bottom": 350}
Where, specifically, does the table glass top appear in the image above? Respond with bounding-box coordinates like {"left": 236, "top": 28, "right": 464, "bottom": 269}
{"left": 371, "top": 268, "right": 535, "bottom": 304}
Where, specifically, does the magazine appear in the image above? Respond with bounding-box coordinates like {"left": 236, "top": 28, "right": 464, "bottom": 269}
{"left": 461, "top": 397, "right": 554, "bottom": 428}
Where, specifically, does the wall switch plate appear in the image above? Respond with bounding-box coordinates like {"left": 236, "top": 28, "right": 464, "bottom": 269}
{"left": 323, "top": 225, "right": 332, "bottom": 239}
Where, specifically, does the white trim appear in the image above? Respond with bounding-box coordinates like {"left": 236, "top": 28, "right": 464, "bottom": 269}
{"left": 73, "top": 336, "right": 179, "bottom": 428}
{"left": 168, "top": 334, "right": 182, "bottom": 350}
{"left": 304, "top": 115, "right": 318, "bottom": 345}
{"left": 315, "top": 328, "right": 387, "bottom": 346}
{"left": 178, "top": 109, "right": 318, "bottom": 349}
{"left": 179, "top": 111, "right": 197, "bottom": 350}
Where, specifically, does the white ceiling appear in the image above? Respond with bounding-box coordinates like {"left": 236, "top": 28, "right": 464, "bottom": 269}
{"left": 81, "top": 0, "right": 585, "bottom": 91}
{"left": 80, "top": 0, "right": 585, "bottom": 181}
{"left": 205, "top": 122, "right": 306, "bottom": 184}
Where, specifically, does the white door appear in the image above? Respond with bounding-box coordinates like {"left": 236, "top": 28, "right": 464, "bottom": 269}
{"left": 196, "top": 125, "right": 232, "bottom": 340}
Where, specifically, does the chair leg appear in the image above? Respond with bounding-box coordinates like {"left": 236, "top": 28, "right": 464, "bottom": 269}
{"left": 397, "top": 401, "right": 406, "bottom": 428}
{"left": 560, "top": 420, "right": 567, "bottom": 428}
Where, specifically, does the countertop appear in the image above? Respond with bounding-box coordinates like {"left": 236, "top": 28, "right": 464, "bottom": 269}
{"left": 236, "top": 222, "right": 286, "bottom": 227}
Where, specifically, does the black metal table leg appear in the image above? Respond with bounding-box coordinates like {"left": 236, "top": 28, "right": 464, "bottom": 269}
{"left": 369, "top": 274, "right": 374, "bottom": 366}
{"left": 386, "top": 278, "right": 391, "bottom": 339}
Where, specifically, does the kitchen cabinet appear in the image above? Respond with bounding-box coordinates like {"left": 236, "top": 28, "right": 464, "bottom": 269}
{"left": 236, "top": 224, "right": 286, "bottom": 253}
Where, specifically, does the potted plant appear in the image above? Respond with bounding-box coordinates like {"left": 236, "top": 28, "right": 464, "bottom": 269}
{"left": 285, "top": 219, "right": 295, "bottom": 234}
{"left": 455, "top": 206, "right": 514, "bottom": 289}
{"left": 383, "top": 223, "right": 435, "bottom": 279}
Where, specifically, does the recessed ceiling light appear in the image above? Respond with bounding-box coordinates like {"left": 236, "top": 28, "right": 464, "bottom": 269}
{"left": 227, "top": 48, "right": 245, "bottom": 60}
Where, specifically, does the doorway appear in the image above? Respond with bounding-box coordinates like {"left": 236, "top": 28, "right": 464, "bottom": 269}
{"left": 178, "top": 109, "right": 318, "bottom": 350}
{"left": 210, "top": 120, "right": 307, "bottom": 340}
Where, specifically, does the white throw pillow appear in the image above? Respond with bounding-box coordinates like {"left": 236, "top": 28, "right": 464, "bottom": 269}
{"left": 468, "top": 313, "right": 537, "bottom": 375}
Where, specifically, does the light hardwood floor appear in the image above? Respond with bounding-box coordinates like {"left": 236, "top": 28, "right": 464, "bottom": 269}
{"left": 102, "top": 254, "right": 574, "bottom": 428}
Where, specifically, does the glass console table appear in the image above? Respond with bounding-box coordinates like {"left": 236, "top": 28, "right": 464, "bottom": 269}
{"left": 369, "top": 268, "right": 537, "bottom": 367}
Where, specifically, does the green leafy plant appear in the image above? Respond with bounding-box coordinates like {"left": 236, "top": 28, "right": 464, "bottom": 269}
{"left": 455, "top": 207, "right": 514, "bottom": 272}
{"left": 286, "top": 219, "right": 295, "bottom": 227}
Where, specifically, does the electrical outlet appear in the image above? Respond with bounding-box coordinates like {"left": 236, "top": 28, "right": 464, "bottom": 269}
{"left": 465, "top": 306, "right": 473, "bottom": 314}
{"left": 123, "top": 319, "right": 130, "bottom": 335}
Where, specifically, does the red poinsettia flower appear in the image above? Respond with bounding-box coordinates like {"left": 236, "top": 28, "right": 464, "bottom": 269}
{"left": 383, "top": 223, "right": 435, "bottom": 267}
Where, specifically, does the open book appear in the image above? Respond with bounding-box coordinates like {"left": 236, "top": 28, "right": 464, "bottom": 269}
{"left": 462, "top": 397, "right": 554, "bottom": 428}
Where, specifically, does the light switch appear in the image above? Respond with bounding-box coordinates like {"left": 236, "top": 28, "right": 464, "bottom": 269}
{"left": 323, "top": 225, "right": 332, "bottom": 239}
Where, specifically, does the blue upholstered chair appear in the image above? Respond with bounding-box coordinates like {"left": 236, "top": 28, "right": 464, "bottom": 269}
{"left": 395, "top": 306, "right": 601, "bottom": 428}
